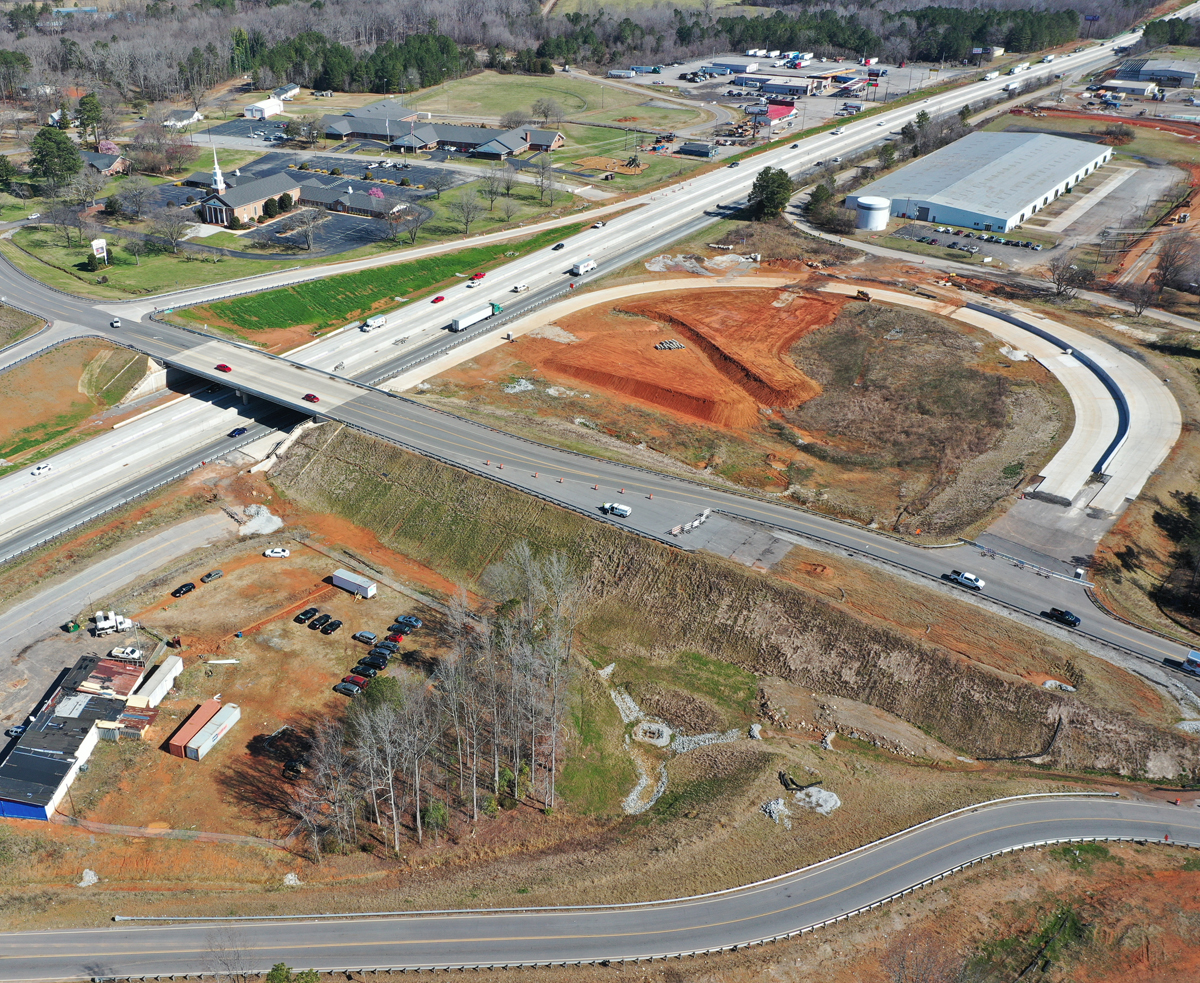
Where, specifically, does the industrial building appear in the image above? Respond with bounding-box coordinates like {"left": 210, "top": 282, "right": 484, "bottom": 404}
{"left": 846, "top": 132, "right": 1112, "bottom": 233}
{"left": 1100, "top": 80, "right": 1158, "bottom": 96}
{"left": 244, "top": 97, "right": 283, "bottom": 119}
{"left": 678, "top": 141, "right": 718, "bottom": 158}
{"left": 1118, "top": 58, "right": 1199, "bottom": 88}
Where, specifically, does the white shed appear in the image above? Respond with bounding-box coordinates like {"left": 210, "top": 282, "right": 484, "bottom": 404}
{"left": 244, "top": 97, "right": 284, "bottom": 119}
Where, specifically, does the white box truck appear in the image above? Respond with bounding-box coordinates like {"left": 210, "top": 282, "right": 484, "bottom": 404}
{"left": 451, "top": 302, "right": 503, "bottom": 332}
{"left": 572, "top": 259, "right": 597, "bottom": 275}
{"left": 361, "top": 315, "right": 386, "bottom": 332}
{"left": 1042, "top": 54, "right": 1055, "bottom": 63}
{"left": 1003, "top": 81, "right": 1020, "bottom": 92}
{"left": 1008, "top": 62, "right": 1030, "bottom": 74}
{"left": 983, "top": 71, "right": 1000, "bottom": 80}
{"left": 332, "top": 568, "right": 377, "bottom": 598}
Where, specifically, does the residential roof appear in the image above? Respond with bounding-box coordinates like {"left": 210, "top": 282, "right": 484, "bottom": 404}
{"left": 298, "top": 181, "right": 405, "bottom": 213}
{"left": 164, "top": 109, "right": 200, "bottom": 124}
{"left": 204, "top": 172, "right": 301, "bottom": 209}
{"left": 848, "top": 132, "right": 1110, "bottom": 221}
{"left": 79, "top": 150, "right": 124, "bottom": 171}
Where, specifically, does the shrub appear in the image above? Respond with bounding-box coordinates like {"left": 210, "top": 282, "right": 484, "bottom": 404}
{"left": 298, "top": 162, "right": 310, "bottom": 170}
{"left": 263, "top": 196, "right": 279, "bottom": 218}
{"left": 84, "top": 252, "right": 101, "bottom": 272}
{"left": 228, "top": 215, "right": 245, "bottom": 229}
{"left": 482, "top": 795, "right": 499, "bottom": 818}
{"left": 256, "top": 214, "right": 266, "bottom": 223}
{"left": 421, "top": 799, "right": 449, "bottom": 834}
{"left": 279, "top": 192, "right": 294, "bottom": 211}
{"left": 185, "top": 194, "right": 195, "bottom": 204}
{"left": 330, "top": 167, "right": 342, "bottom": 176}
{"left": 400, "top": 177, "right": 411, "bottom": 186}
{"left": 363, "top": 170, "right": 373, "bottom": 180}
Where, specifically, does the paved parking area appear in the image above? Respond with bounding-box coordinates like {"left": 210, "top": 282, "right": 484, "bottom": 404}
{"left": 888, "top": 222, "right": 1053, "bottom": 267}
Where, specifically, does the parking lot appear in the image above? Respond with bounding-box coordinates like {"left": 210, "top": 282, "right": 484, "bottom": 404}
{"left": 888, "top": 221, "right": 1056, "bottom": 266}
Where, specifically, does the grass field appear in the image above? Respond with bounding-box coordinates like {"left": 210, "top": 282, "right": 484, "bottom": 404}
{"left": 185, "top": 223, "right": 584, "bottom": 333}
{"left": 982, "top": 113, "right": 1200, "bottom": 164}
{"left": 0, "top": 228, "right": 306, "bottom": 301}
{"left": 0, "top": 304, "right": 41, "bottom": 348}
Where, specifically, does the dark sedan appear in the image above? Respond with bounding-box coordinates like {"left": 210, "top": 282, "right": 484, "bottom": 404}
{"left": 320, "top": 619, "right": 343, "bottom": 635}
{"left": 294, "top": 607, "right": 319, "bottom": 624}
{"left": 309, "top": 613, "right": 332, "bottom": 631}
{"left": 171, "top": 583, "right": 196, "bottom": 598}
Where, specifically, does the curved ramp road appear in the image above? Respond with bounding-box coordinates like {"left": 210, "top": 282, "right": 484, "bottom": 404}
{"left": 0, "top": 796, "right": 1195, "bottom": 980}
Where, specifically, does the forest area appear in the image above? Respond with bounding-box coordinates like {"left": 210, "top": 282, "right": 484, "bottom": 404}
{"left": 291, "top": 544, "right": 583, "bottom": 860}
{"left": 0, "top": 0, "right": 1165, "bottom": 114}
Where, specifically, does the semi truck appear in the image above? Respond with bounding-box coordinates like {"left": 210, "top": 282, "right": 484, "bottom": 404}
{"left": 572, "top": 259, "right": 598, "bottom": 275}
{"left": 1008, "top": 62, "right": 1030, "bottom": 75}
{"left": 451, "top": 302, "right": 503, "bottom": 332}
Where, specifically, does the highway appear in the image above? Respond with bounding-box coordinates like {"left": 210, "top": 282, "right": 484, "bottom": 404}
{"left": 0, "top": 795, "right": 1195, "bottom": 980}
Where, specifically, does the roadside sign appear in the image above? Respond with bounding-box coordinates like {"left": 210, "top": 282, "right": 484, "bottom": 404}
{"left": 972, "top": 47, "right": 984, "bottom": 54}
{"left": 91, "top": 237, "right": 107, "bottom": 261}
{"left": 1085, "top": 14, "right": 1100, "bottom": 20}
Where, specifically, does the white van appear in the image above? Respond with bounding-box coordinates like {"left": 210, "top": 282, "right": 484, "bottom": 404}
{"left": 513, "top": 283, "right": 529, "bottom": 293}
{"left": 603, "top": 502, "right": 632, "bottom": 518}
{"left": 362, "top": 315, "right": 386, "bottom": 332}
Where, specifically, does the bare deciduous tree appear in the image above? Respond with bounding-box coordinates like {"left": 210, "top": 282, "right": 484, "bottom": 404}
{"left": 481, "top": 167, "right": 504, "bottom": 210}
{"left": 1045, "top": 253, "right": 1091, "bottom": 298}
{"left": 1154, "top": 230, "right": 1198, "bottom": 290}
{"left": 426, "top": 169, "right": 454, "bottom": 199}
{"left": 500, "top": 164, "right": 519, "bottom": 198}
{"left": 123, "top": 235, "right": 147, "bottom": 266}
{"left": 286, "top": 207, "right": 328, "bottom": 250}
{"left": 1120, "top": 280, "right": 1158, "bottom": 316}
{"left": 401, "top": 209, "right": 431, "bottom": 245}
{"left": 449, "top": 189, "right": 484, "bottom": 234}
{"left": 147, "top": 206, "right": 193, "bottom": 253}
{"left": 531, "top": 97, "right": 564, "bottom": 125}
{"left": 500, "top": 109, "right": 528, "bottom": 129}
{"left": 205, "top": 927, "right": 252, "bottom": 983}
{"left": 64, "top": 169, "right": 105, "bottom": 207}
{"left": 500, "top": 195, "right": 519, "bottom": 223}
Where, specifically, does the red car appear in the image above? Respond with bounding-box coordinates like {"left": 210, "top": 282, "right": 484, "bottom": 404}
{"left": 343, "top": 674, "right": 371, "bottom": 689}
{"left": 469, "top": 272, "right": 485, "bottom": 280}
{"left": 431, "top": 295, "right": 445, "bottom": 303}
{"left": 215, "top": 363, "right": 232, "bottom": 372}
{"left": 303, "top": 393, "right": 320, "bottom": 403}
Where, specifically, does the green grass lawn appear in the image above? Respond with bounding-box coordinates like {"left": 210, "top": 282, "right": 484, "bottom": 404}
{"left": 0, "top": 227, "right": 308, "bottom": 300}
{"left": 0, "top": 304, "right": 41, "bottom": 348}
{"left": 183, "top": 222, "right": 585, "bottom": 333}
{"left": 407, "top": 71, "right": 632, "bottom": 118}
{"left": 982, "top": 112, "right": 1200, "bottom": 164}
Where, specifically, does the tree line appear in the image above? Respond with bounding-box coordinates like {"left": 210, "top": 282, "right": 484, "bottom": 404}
{"left": 290, "top": 544, "right": 585, "bottom": 861}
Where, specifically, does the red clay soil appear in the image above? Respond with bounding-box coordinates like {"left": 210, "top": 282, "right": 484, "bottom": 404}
{"left": 1043, "top": 107, "right": 1200, "bottom": 142}
{"left": 528, "top": 288, "right": 842, "bottom": 429}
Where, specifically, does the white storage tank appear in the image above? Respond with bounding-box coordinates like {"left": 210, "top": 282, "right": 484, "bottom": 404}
{"left": 855, "top": 196, "right": 891, "bottom": 231}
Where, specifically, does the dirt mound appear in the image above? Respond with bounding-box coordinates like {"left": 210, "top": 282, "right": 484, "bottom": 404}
{"left": 530, "top": 288, "right": 840, "bottom": 429}
{"left": 628, "top": 682, "right": 727, "bottom": 733}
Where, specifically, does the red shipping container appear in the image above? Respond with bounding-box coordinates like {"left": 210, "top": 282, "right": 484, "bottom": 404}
{"left": 167, "top": 698, "right": 222, "bottom": 758}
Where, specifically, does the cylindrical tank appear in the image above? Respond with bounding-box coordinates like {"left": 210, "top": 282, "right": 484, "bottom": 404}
{"left": 855, "top": 195, "right": 891, "bottom": 231}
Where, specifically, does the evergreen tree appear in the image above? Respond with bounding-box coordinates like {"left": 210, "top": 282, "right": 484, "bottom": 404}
{"left": 747, "top": 166, "right": 794, "bottom": 218}
{"left": 28, "top": 126, "right": 82, "bottom": 184}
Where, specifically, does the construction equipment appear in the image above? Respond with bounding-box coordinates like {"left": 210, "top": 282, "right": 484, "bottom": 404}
{"left": 856, "top": 289, "right": 872, "bottom": 301}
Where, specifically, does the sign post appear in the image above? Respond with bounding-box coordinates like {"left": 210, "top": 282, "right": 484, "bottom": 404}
{"left": 90, "top": 237, "right": 107, "bottom": 265}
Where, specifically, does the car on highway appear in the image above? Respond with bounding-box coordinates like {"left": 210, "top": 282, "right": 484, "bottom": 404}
{"left": 30, "top": 464, "right": 52, "bottom": 477}
{"left": 295, "top": 607, "right": 319, "bottom": 624}
{"left": 5, "top": 725, "right": 25, "bottom": 738}
{"left": 310, "top": 613, "right": 332, "bottom": 631}
{"left": 592, "top": 221, "right": 606, "bottom": 228}
{"left": 552, "top": 243, "right": 566, "bottom": 251}
{"left": 352, "top": 664, "right": 379, "bottom": 678}
{"left": 791, "top": 143, "right": 799, "bottom": 148}
{"left": 321, "top": 619, "right": 343, "bottom": 635}
{"left": 602, "top": 502, "right": 632, "bottom": 518}
{"left": 110, "top": 318, "right": 121, "bottom": 328}
{"left": 215, "top": 363, "right": 232, "bottom": 372}
{"left": 466, "top": 280, "right": 479, "bottom": 288}
{"left": 876, "top": 120, "right": 885, "bottom": 126}
{"left": 830, "top": 156, "right": 842, "bottom": 163}
{"left": 1043, "top": 607, "right": 1081, "bottom": 627}
{"left": 469, "top": 272, "right": 485, "bottom": 280}
{"left": 229, "top": 427, "right": 249, "bottom": 438}
{"left": 171, "top": 582, "right": 196, "bottom": 598}
{"left": 943, "top": 570, "right": 985, "bottom": 591}
{"left": 353, "top": 630, "right": 377, "bottom": 644}
{"left": 432, "top": 295, "right": 445, "bottom": 303}
{"left": 303, "top": 393, "right": 320, "bottom": 403}
{"left": 264, "top": 548, "right": 290, "bottom": 558}
{"left": 727, "top": 161, "right": 740, "bottom": 167}
{"left": 333, "top": 681, "right": 362, "bottom": 697}
{"left": 110, "top": 646, "right": 143, "bottom": 660}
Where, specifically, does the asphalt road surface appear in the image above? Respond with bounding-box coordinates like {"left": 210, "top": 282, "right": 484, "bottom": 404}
{"left": 0, "top": 796, "right": 1194, "bottom": 980}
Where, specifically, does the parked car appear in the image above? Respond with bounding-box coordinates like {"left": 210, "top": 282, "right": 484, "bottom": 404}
{"left": 343, "top": 674, "right": 371, "bottom": 689}
{"left": 310, "top": 613, "right": 332, "bottom": 630}
{"left": 321, "top": 619, "right": 343, "bottom": 635}
{"left": 359, "top": 655, "right": 389, "bottom": 671}
{"left": 333, "top": 682, "right": 362, "bottom": 697}
{"left": 396, "top": 615, "right": 423, "bottom": 628}
{"left": 228, "top": 427, "right": 249, "bottom": 438}
{"left": 200, "top": 570, "right": 223, "bottom": 583}
{"left": 215, "top": 363, "right": 232, "bottom": 372}
{"left": 352, "top": 664, "right": 379, "bottom": 678}
{"left": 171, "top": 583, "right": 196, "bottom": 598}
{"left": 387, "top": 624, "right": 413, "bottom": 636}
{"left": 374, "top": 640, "right": 400, "bottom": 654}
{"left": 295, "top": 607, "right": 319, "bottom": 624}
{"left": 5, "top": 725, "right": 26, "bottom": 738}
{"left": 352, "top": 630, "right": 377, "bottom": 644}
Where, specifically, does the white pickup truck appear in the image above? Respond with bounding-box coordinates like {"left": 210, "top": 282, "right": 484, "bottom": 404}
{"left": 943, "top": 570, "right": 985, "bottom": 590}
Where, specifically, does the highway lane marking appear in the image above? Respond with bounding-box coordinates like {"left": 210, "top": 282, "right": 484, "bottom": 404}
{"left": 1101, "top": 629, "right": 1182, "bottom": 659}
{"left": 8, "top": 815, "right": 1197, "bottom": 964}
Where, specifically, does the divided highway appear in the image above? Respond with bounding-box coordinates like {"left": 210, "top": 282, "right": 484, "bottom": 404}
{"left": 0, "top": 796, "right": 1196, "bottom": 980}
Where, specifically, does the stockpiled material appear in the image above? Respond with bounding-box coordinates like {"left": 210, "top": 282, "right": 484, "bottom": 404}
{"left": 167, "top": 698, "right": 222, "bottom": 758}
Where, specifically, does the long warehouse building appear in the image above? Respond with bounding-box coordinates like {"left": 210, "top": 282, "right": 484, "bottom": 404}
{"left": 846, "top": 132, "right": 1112, "bottom": 233}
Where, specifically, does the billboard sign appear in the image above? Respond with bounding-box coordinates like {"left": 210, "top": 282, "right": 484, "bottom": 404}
{"left": 91, "top": 237, "right": 107, "bottom": 261}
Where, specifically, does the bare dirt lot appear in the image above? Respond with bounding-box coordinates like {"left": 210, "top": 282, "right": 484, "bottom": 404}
{"left": 420, "top": 286, "right": 1070, "bottom": 535}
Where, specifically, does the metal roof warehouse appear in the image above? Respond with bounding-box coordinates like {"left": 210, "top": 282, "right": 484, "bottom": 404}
{"left": 846, "top": 132, "right": 1112, "bottom": 233}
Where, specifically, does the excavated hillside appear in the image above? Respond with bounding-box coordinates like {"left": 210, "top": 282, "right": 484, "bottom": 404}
{"left": 272, "top": 426, "right": 1200, "bottom": 780}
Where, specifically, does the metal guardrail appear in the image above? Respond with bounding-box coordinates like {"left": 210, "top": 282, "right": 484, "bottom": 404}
{"left": 148, "top": 266, "right": 305, "bottom": 314}
{"left": 99, "top": 826, "right": 1194, "bottom": 979}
